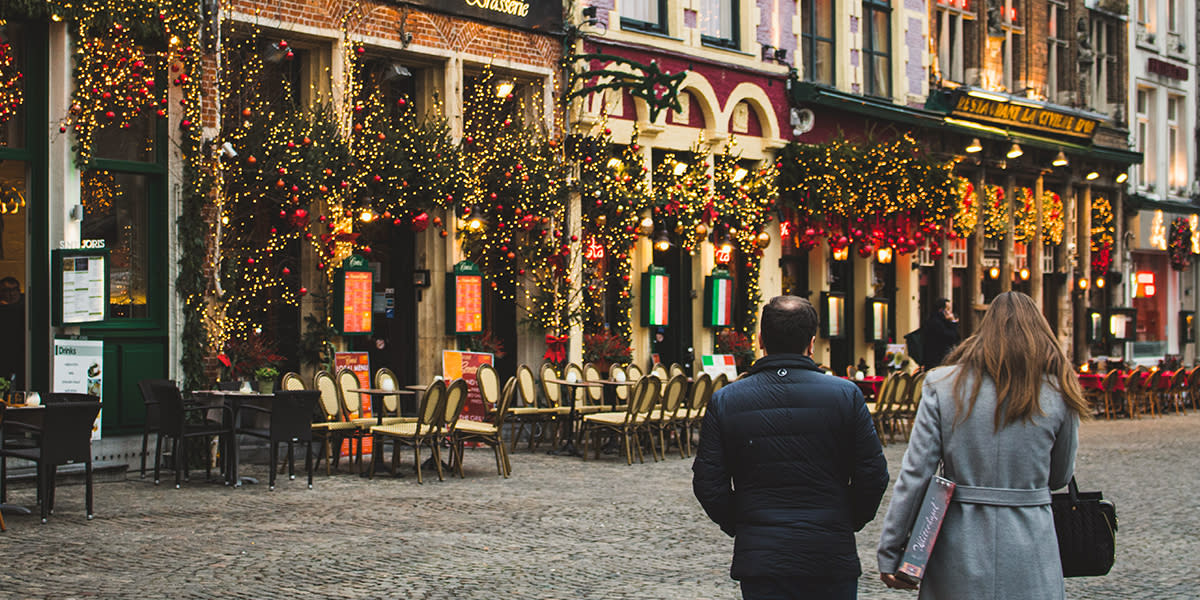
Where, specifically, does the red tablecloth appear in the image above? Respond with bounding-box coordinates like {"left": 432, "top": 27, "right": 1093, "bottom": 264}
{"left": 1078, "top": 370, "right": 1172, "bottom": 392}
{"left": 843, "top": 376, "right": 885, "bottom": 400}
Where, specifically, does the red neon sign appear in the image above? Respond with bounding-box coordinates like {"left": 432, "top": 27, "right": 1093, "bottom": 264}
{"left": 584, "top": 239, "right": 606, "bottom": 260}
{"left": 1134, "top": 271, "right": 1156, "bottom": 298}
{"left": 714, "top": 244, "right": 733, "bottom": 264}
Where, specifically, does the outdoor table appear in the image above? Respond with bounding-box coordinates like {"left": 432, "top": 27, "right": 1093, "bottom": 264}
{"left": 843, "top": 376, "right": 885, "bottom": 402}
{"left": 346, "top": 388, "right": 415, "bottom": 476}
{"left": 192, "top": 390, "right": 272, "bottom": 487}
{"left": 543, "top": 377, "right": 600, "bottom": 457}
{"left": 595, "top": 379, "right": 636, "bottom": 410}
{"left": 0, "top": 403, "right": 42, "bottom": 516}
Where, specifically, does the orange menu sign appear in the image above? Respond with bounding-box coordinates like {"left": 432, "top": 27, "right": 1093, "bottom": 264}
{"left": 342, "top": 271, "right": 373, "bottom": 334}
{"left": 455, "top": 275, "right": 483, "bottom": 333}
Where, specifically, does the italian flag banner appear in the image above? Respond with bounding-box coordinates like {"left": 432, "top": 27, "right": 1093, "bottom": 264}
{"left": 642, "top": 267, "right": 670, "bottom": 327}
{"left": 711, "top": 276, "right": 733, "bottom": 327}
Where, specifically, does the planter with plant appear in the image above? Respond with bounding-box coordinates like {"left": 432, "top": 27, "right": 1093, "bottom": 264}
{"left": 583, "top": 330, "right": 633, "bottom": 376}
{"left": 254, "top": 366, "right": 280, "bottom": 394}
{"left": 715, "top": 329, "right": 756, "bottom": 372}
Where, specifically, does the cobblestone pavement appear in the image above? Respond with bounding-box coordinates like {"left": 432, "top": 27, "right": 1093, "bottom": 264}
{"left": 0, "top": 414, "right": 1194, "bottom": 599}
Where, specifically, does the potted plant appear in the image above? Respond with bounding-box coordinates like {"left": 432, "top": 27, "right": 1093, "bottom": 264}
{"left": 254, "top": 366, "right": 280, "bottom": 394}
{"left": 715, "top": 329, "right": 756, "bottom": 373}
{"left": 583, "top": 330, "right": 633, "bottom": 376}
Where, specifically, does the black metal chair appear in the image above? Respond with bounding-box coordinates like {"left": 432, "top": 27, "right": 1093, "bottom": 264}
{"left": 0, "top": 400, "right": 102, "bottom": 523}
{"left": 236, "top": 390, "right": 320, "bottom": 490}
{"left": 150, "top": 380, "right": 234, "bottom": 488}
{"left": 136, "top": 380, "right": 170, "bottom": 479}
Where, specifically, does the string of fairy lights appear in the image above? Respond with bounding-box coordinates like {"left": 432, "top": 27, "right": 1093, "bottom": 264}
{"left": 1168, "top": 217, "right": 1193, "bottom": 271}
{"left": 1091, "top": 196, "right": 1114, "bottom": 277}
{"left": 0, "top": 30, "right": 22, "bottom": 126}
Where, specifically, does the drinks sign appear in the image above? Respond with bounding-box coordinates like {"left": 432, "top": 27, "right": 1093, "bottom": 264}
{"left": 395, "top": 0, "right": 563, "bottom": 33}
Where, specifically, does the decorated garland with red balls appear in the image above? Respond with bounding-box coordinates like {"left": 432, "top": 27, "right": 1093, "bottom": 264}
{"left": 0, "top": 32, "right": 23, "bottom": 126}
{"left": 1169, "top": 217, "right": 1192, "bottom": 271}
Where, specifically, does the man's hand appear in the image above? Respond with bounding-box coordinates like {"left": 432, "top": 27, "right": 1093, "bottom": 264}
{"left": 880, "top": 573, "right": 918, "bottom": 590}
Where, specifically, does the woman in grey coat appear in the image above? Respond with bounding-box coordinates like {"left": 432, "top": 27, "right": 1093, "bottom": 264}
{"left": 877, "top": 292, "right": 1089, "bottom": 599}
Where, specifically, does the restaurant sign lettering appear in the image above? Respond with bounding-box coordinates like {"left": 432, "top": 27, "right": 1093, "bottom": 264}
{"left": 950, "top": 91, "right": 1100, "bottom": 140}
{"left": 395, "top": 0, "right": 562, "bottom": 33}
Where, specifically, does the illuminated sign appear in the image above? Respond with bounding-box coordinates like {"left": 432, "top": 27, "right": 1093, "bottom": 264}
{"left": 396, "top": 0, "right": 562, "bottom": 33}
{"left": 447, "top": 261, "right": 485, "bottom": 335}
{"left": 714, "top": 243, "right": 733, "bottom": 264}
{"left": 336, "top": 255, "right": 373, "bottom": 335}
{"left": 949, "top": 90, "right": 1099, "bottom": 139}
{"left": 584, "top": 238, "right": 606, "bottom": 260}
{"left": 641, "top": 266, "right": 670, "bottom": 327}
{"left": 1134, "top": 271, "right": 1156, "bottom": 298}
{"left": 704, "top": 269, "right": 734, "bottom": 328}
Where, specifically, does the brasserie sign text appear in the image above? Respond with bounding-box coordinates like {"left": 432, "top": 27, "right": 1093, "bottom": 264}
{"left": 397, "top": 0, "right": 561, "bottom": 33}
{"left": 952, "top": 93, "right": 1099, "bottom": 140}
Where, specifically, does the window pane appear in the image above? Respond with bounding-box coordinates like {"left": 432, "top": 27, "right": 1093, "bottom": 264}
{"left": 702, "top": 0, "right": 735, "bottom": 40}
{"left": 92, "top": 111, "right": 157, "bottom": 163}
{"left": 871, "top": 55, "right": 891, "bottom": 96}
{"left": 816, "top": 0, "right": 833, "bottom": 37}
{"left": 81, "top": 170, "right": 151, "bottom": 319}
{"left": 816, "top": 40, "right": 834, "bottom": 84}
{"left": 0, "top": 160, "right": 26, "bottom": 387}
{"left": 0, "top": 22, "right": 27, "bottom": 149}
{"left": 626, "top": 0, "right": 659, "bottom": 24}
{"left": 871, "top": 10, "right": 890, "bottom": 50}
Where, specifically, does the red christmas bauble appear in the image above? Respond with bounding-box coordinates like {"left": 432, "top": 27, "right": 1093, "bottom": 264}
{"left": 410, "top": 212, "right": 430, "bottom": 232}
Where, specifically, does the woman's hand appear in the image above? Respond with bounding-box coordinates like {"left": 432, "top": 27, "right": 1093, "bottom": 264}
{"left": 880, "top": 573, "right": 919, "bottom": 590}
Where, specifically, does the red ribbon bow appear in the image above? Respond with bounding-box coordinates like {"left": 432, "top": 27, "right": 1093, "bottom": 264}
{"left": 543, "top": 334, "right": 569, "bottom": 365}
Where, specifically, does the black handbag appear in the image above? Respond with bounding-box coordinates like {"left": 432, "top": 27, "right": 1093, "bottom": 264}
{"left": 1051, "top": 476, "right": 1118, "bottom": 577}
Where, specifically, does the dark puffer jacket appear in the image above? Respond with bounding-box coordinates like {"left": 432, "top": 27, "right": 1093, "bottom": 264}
{"left": 692, "top": 353, "right": 889, "bottom": 581}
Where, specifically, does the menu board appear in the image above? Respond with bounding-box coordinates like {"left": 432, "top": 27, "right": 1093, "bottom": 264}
{"left": 53, "top": 249, "right": 109, "bottom": 325}
{"left": 334, "top": 351, "right": 371, "bottom": 457}
{"left": 454, "top": 275, "right": 483, "bottom": 333}
{"left": 342, "top": 271, "right": 373, "bottom": 334}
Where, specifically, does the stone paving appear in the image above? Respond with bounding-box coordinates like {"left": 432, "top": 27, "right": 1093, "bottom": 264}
{"left": 0, "top": 413, "right": 1196, "bottom": 599}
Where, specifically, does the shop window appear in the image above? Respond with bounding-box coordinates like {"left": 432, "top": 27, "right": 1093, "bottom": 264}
{"left": 355, "top": 58, "right": 420, "bottom": 119}
{"left": 982, "top": 0, "right": 1024, "bottom": 93}
{"left": 0, "top": 22, "right": 27, "bottom": 149}
{"left": 934, "top": 0, "right": 977, "bottom": 85}
{"left": 80, "top": 171, "right": 152, "bottom": 319}
{"left": 862, "top": 0, "right": 891, "bottom": 97}
{"left": 1136, "top": 88, "right": 1155, "bottom": 191}
{"left": 701, "top": 0, "right": 739, "bottom": 49}
{"left": 1131, "top": 252, "right": 1167, "bottom": 358}
{"left": 0, "top": 160, "right": 27, "bottom": 387}
{"left": 622, "top": 0, "right": 668, "bottom": 34}
{"left": 801, "top": 0, "right": 835, "bottom": 85}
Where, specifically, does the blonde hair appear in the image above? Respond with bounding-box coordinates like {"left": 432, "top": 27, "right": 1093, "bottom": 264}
{"left": 945, "top": 291, "right": 1088, "bottom": 430}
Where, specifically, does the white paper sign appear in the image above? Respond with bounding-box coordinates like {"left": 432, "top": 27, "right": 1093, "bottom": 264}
{"left": 701, "top": 354, "right": 740, "bottom": 381}
{"left": 61, "top": 255, "right": 106, "bottom": 323}
{"left": 52, "top": 339, "right": 104, "bottom": 440}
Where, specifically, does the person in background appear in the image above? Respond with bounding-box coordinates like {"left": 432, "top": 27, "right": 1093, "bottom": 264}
{"left": 693, "top": 295, "right": 889, "bottom": 599}
{"left": 921, "top": 298, "right": 959, "bottom": 368}
{"left": 0, "top": 276, "right": 25, "bottom": 389}
{"left": 877, "top": 291, "right": 1087, "bottom": 598}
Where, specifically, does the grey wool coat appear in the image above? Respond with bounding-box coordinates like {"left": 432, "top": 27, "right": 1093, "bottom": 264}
{"left": 877, "top": 366, "right": 1079, "bottom": 600}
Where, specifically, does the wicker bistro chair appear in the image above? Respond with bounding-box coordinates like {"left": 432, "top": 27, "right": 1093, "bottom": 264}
{"left": 510, "top": 365, "right": 568, "bottom": 451}
{"left": 1165, "top": 369, "right": 1189, "bottom": 414}
{"left": 626, "top": 363, "right": 644, "bottom": 381}
{"left": 669, "top": 363, "right": 687, "bottom": 380}
{"left": 1124, "top": 368, "right": 1150, "bottom": 418}
{"left": 609, "top": 365, "right": 631, "bottom": 412}
{"left": 1187, "top": 366, "right": 1200, "bottom": 411}
{"left": 476, "top": 363, "right": 501, "bottom": 418}
{"left": 682, "top": 373, "right": 713, "bottom": 455}
{"left": 310, "top": 371, "right": 360, "bottom": 475}
{"left": 892, "top": 371, "right": 925, "bottom": 442}
{"left": 453, "top": 377, "right": 516, "bottom": 478}
{"left": 369, "top": 379, "right": 447, "bottom": 484}
{"left": 372, "top": 368, "right": 401, "bottom": 418}
{"left": 1097, "top": 369, "right": 1124, "bottom": 419}
{"left": 710, "top": 373, "right": 729, "bottom": 395}
{"left": 580, "top": 375, "right": 660, "bottom": 465}
{"left": 1143, "top": 369, "right": 1164, "bottom": 418}
{"left": 870, "top": 374, "right": 899, "bottom": 446}
{"left": 281, "top": 372, "right": 305, "bottom": 391}
{"left": 648, "top": 374, "right": 690, "bottom": 460}
{"left": 434, "top": 379, "right": 471, "bottom": 479}
{"left": 579, "top": 363, "right": 608, "bottom": 415}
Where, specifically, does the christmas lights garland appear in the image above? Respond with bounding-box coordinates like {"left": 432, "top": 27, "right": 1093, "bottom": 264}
{"left": 982, "top": 185, "right": 1008, "bottom": 239}
{"left": 0, "top": 31, "right": 22, "bottom": 126}
{"left": 1090, "top": 196, "right": 1114, "bottom": 276}
{"left": 1168, "top": 217, "right": 1192, "bottom": 271}
{"left": 1041, "top": 191, "right": 1064, "bottom": 245}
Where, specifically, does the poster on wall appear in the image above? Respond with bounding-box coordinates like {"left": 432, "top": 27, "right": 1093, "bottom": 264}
{"left": 336, "top": 255, "right": 373, "bottom": 335}
{"left": 52, "top": 248, "right": 109, "bottom": 325}
{"left": 442, "top": 350, "right": 494, "bottom": 423}
{"left": 52, "top": 339, "right": 103, "bottom": 440}
{"left": 334, "top": 351, "right": 371, "bottom": 457}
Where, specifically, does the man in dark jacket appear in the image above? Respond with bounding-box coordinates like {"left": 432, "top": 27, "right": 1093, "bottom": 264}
{"left": 693, "top": 295, "right": 889, "bottom": 599}
{"left": 921, "top": 298, "right": 960, "bottom": 368}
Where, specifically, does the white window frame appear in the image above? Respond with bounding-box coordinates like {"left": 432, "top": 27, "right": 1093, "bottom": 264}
{"left": 1167, "top": 95, "right": 1186, "bottom": 194}
{"left": 935, "top": 0, "right": 975, "bottom": 84}
{"left": 1136, "top": 87, "right": 1156, "bottom": 191}
{"left": 700, "top": 0, "right": 739, "bottom": 49}
{"left": 1047, "top": 0, "right": 1068, "bottom": 101}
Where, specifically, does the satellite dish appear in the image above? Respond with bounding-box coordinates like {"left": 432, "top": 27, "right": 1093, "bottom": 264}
{"left": 791, "top": 108, "right": 815, "bottom": 135}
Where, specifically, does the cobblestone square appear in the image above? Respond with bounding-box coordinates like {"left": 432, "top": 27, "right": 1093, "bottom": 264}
{"left": 0, "top": 414, "right": 1194, "bottom": 599}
